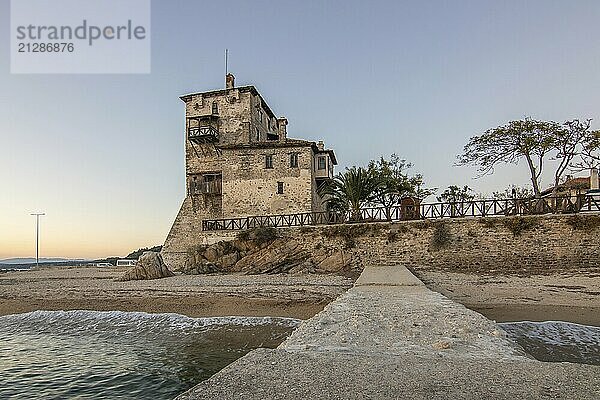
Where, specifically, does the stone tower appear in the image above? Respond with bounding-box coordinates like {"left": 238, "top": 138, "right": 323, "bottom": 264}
{"left": 162, "top": 75, "right": 337, "bottom": 269}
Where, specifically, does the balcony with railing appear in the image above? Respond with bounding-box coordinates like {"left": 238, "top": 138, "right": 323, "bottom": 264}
{"left": 188, "top": 115, "right": 219, "bottom": 143}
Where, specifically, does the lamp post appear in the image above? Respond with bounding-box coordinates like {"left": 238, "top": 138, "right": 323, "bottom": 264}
{"left": 30, "top": 213, "right": 45, "bottom": 268}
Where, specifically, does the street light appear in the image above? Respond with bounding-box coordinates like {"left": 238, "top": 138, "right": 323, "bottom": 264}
{"left": 30, "top": 213, "right": 45, "bottom": 268}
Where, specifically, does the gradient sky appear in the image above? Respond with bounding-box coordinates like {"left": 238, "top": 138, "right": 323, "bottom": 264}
{"left": 1, "top": 0, "right": 600, "bottom": 259}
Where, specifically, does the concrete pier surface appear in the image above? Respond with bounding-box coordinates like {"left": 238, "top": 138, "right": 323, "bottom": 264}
{"left": 176, "top": 266, "right": 600, "bottom": 399}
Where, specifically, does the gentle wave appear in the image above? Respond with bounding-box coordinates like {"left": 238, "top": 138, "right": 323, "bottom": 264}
{"left": 0, "top": 310, "right": 301, "bottom": 400}
{"left": 0, "top": 310, "right": 302, "bottom": 336}
{"left": 499, "top": 320, "right": 600, "bottom": 365}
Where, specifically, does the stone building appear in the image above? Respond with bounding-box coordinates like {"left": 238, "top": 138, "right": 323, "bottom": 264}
{"left": 162, "top": 74, "right": 337, "bottom": 269}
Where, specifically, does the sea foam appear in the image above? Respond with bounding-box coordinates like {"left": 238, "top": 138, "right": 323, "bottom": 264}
{"left": 0, "top": 309, "right": 302, "bottom": 337}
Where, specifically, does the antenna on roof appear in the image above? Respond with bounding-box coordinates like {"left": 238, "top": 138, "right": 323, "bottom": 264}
{"left": 225, "top": 49, "right": 228, "bottom": 78}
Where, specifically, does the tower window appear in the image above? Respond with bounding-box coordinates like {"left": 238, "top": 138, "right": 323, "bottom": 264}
{"left": 290, "top": 153, "right": 299, "bottom": 168}
{"left": 265, "top": 154, "right": 273, "bottom": 169}
{"left": 317, "top": 156, "right": 327, "bottom": 170}
{"left": 277, "top": 181, "right": 284, "bottom": 194}
{"left": 256, "top": 128, "right": 260, "bottom": 141}
{"left": 212, "top": 102, "right": 218, "bottom": 114}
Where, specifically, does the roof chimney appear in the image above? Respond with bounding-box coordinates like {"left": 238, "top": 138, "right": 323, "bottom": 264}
{"left": 225, "top": 73, "right": 235, "bottom": 89}
{"left": 317, "top": 140, "right": 324, "bottom": 151}
{"left": 591, "top": 168, "right": 599, "bottom": 190}
{"left": 277, "top": 117, "right": 288, "bottom": 140}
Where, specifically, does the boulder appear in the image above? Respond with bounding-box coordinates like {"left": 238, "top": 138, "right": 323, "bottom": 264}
{"left": 119, "top": 251, "right": 175, "bottom": 281}
{"left": 317, "top": 251, "right": 349, "bottom": 272}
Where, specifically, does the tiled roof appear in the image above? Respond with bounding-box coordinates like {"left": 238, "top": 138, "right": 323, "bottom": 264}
{"left": 541, "top": 177, "right": 589, "bottom": 196}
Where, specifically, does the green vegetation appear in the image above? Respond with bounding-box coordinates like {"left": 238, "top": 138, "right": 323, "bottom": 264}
{"left": 503, "top": 217, "right": 539, "bottom": 236}
{"left": 237, "top": 226, "right": 278, "bottom": 245}
{"left": 457, "top": 118, "right": 599, "bottom": 198}
{"left": 368, "top": 155, "right": 434, "bottom": 219}
{"left": 492, "top": 185, "right": 534, "bottom": 200}
{"left": 319, "top": 166, "right": 383, "bottom": 221}
{"left": 323, "top": 224, "right": 372, "bottom": 249}
{"left": 125, "top": 245, "right": 162, "bottom": 259}
{"left": 93, "top": 245, "right": 162, "bottom": 265}
{"left": 320, "top": 154, "right": 434, "bottom": 221}
{"left": 478, "top": 218, "right": 499, "bottom": 228}
{"left": 437, "top": 185, "right": 475, "bottom": 203}
{"left": 430, "top": 222, "right": 451, "bottom": 249}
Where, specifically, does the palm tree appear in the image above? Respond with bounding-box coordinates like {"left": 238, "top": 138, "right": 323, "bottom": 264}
{"left": 320, "top": 166, "right": 383, "bottom": 221}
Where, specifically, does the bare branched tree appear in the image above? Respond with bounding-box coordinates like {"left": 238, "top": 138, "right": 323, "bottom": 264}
{"left": 457, "top": 118, "right": 559, "bottom": 198}
{"left": 547, "top": 119, "right": 597, "bottom": 196}
{"left": 571, "top": 128, "right": 600, "bottom": 171}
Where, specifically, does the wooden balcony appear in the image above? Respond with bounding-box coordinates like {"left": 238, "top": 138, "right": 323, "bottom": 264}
{"left": 188, "top": 125, "right": 219, "bottom": 143}
{"left": 188, "top": 114, "right": 219, "bottom": 143}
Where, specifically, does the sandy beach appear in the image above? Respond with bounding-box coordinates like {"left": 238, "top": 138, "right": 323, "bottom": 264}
{"left": 414, "top": 268, "right": 600, "bottom": 326}
{"left": 0, "top": 266, "right": 353, "bottom": 320}
{"left": 1, "top": 265, "right": 599, "bottom": 325}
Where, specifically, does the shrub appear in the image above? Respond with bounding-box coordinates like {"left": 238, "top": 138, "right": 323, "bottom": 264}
{"left": 387, "top": 231, "right": 398, "bottom": 242}
{"left": 322, "top": 224, "right": 372, "bottom": 249}
{"left": 503, "top": 217, "right": 539, "bottom": 236}
{"left": 236, "top": 226, "right": 278, "bottom": 244}
{"left": 430, "top": 222, "right": 451, "bottom": 249}
{"left": 252, "top": 226, "right": 279, "bottom": 245}
{"left": 412, "top": 220, "right": 431, "bottom": 230}
{"left": 237, "top": 230, "right": 250, "bottom": 241}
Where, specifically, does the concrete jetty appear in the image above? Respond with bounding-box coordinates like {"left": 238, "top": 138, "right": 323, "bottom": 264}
{"left": 176, "top": 265, "right": 600, "bottom": 399}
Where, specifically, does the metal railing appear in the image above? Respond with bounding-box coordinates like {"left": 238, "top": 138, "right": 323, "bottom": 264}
{"left": 201, "top": 195, "right": 600, "bottom": 231}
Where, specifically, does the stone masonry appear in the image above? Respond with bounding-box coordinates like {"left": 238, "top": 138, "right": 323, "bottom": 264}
{"left": 178, "top": 214, "right": 600, "bottom": 277}
{"left": 162, "top": 74, "right": 337, "bottom": 269}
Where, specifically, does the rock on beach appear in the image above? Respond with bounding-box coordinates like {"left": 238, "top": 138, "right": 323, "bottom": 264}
{"left": 120, "top": 251, "right": 175, "bottom": 281}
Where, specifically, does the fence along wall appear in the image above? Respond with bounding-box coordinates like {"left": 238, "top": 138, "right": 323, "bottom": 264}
{"left": 169, "top": 213, "right": 600, "bottom": 275}
{"left": 202, "top": 195, "right": 600, "bottom": 231}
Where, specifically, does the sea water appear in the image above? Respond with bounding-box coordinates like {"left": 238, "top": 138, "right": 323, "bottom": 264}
{"left": 499, "top": 320, "right": 600, "bottom": 366}
{"left": 1, "top": 312, "right": 599, "bottom": 399}
{"left": 0, "top": 310, "right": 300, "bottom": 399}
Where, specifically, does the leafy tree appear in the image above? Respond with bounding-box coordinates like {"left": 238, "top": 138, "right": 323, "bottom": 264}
{"left": 492, "top": 185, "right": 534, "bottom": 200}
{"left": 367, "top": 154, "right": 434, "bottom": 219}
{"left": 457, "top": 118, "right": 559, "bottom": 198}
{"left": 413, "top": 181, "right": 437, "bottom": 202}
{"left": 549, "top": 119, "right": 594, "bottom": 195}
{"left": 437, "top": 185, "right": 475, "bottom": 203}
{"left": 320, "top": 166, "right": 383, "bottom": 221}
{"left": 437, "top": 185, "right": 475, "bottom": 217}
{"left": 572, "top": 128, "right": 600, "bottom": 171}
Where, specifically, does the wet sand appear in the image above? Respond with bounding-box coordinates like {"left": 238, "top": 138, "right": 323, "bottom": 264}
{"left": 413, "top": 269, "right": 600, "bottom": 326}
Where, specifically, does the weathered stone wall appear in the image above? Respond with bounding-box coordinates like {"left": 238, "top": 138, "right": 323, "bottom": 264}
{"left": 221, "top": 146, "right": 314, "bottom": 217}
{"left": 185, "top": 89, "right": 253, "bottom": 146}
{"left": 171, "top": 214, "right": 600, "bottom": 275}
{"left": 166, "top": 85, "right": 332, "bottom": 268}
{"left": 161, "top": 197, "right": 238, "bottom": 269}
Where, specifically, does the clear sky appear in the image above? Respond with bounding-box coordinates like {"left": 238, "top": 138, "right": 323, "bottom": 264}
{"left": 1, "top": 0, "right": 600, "bottom": 259}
